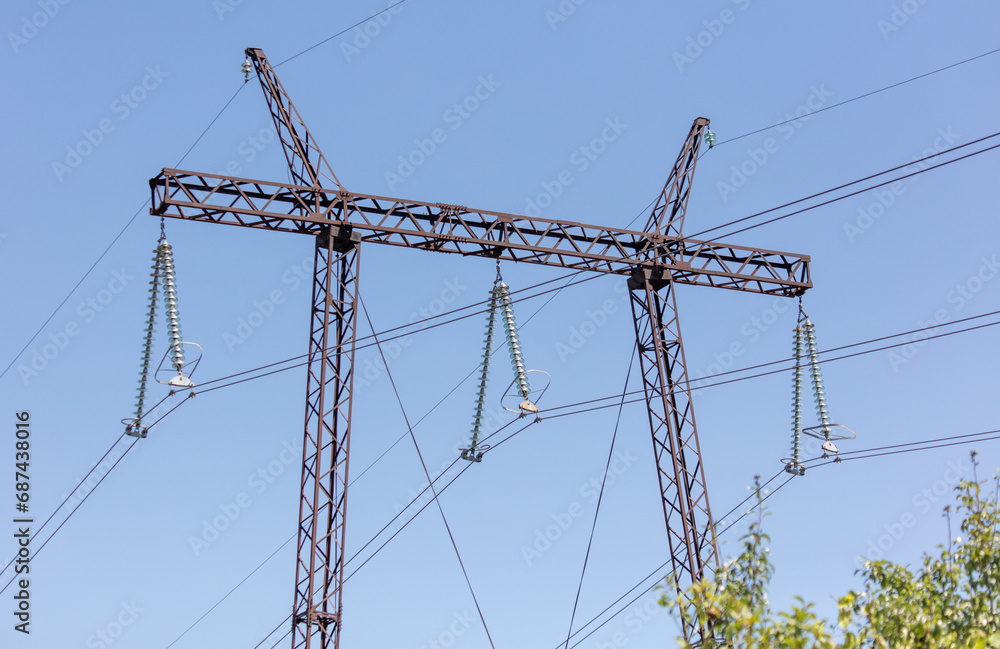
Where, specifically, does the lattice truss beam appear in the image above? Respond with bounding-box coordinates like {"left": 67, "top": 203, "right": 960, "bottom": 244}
{"left": 150, "top": 171, "right": 809, "bottom": 296}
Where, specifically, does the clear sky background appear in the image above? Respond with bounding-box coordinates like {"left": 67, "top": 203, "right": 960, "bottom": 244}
{"left": 2, "top": 1, "right": 999, "bottom": 648}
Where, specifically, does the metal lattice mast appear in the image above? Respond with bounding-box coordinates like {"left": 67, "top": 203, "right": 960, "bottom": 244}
{"left": 147, "top": 49, "right": 812, "bottom": 648}
{"left": 629, "top": 118, "right": 718, "bottom": 642}
{"left": 293, "top": 228, "right": 359, "bottom": 649}
{"left": 247, "top": 48, "right": 359, "bottom": 649}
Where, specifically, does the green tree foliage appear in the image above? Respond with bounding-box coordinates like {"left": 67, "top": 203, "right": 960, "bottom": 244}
{"left": 660, "top": 456, "right": 1000, "bottom": 649}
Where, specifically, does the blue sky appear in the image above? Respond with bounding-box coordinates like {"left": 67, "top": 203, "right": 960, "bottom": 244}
{"left": 2, "top": 1, "right": 999, "bottom": 647}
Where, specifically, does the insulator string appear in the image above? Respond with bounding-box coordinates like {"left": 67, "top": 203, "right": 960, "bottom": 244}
{"left": 788, "top": 318, "right": 805, "bottom": 472}
{"left": 804, "top": 319, "right": 832, "bottom": 440}
{"left": 787, "top": 300, "right": 838, "bottom": 472}
{"left": 462, "top": 261, "right": 539, "bottom": 459}
{"left": 158, "top": 237, "right": 185, "bottom": 373}
{"left": 127, "top": 243, "right": 163, "bottom": 437}
{"left": 498, "top": 281, "right": 531, "bottom": 399}
{"left": 126, "top": 220, "right": 192, "bottom": 437}
{"left": 462, "top": 283, "right": 499, "bottom": 461}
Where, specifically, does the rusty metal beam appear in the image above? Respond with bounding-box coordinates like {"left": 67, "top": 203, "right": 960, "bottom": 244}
{"left": 644, "top": 117, "right": 708, "bottom": 240}
{"left": 246, "top": 47, "right": 345, "bottom": 192}
{"left": 150, "top": 170, "right": 810, "bottom": 296}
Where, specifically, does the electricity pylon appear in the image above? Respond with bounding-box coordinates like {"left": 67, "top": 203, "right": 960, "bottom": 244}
{"left": 148, "top": 47, "right": 811, "bottom": 647}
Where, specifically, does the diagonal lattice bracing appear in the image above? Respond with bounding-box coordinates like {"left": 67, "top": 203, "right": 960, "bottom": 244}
{"left": 644, "top": 117, "right": 709, "bottom": 240}
{"left": 151, "top": 170, "right": 809, "bottom": 296}
{"left": 247, "top": 48, "right": 345, "bottom": 193}
{"left": 628, "top": 272, "right": 719, "bottom": 643}
{"left": 292, "top": 230, "right": 359, "bottom": 649}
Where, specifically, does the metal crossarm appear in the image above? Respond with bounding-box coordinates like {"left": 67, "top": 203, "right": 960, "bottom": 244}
{"left": 151, "top": 170, "right": 809, "bottom": 295}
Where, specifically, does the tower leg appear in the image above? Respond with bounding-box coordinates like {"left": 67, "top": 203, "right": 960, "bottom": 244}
{"left": 628, "top": 269, "right": 719, "bottom": 645}
{"left": 292, "top": 228, "right": 360, "bottom": 649}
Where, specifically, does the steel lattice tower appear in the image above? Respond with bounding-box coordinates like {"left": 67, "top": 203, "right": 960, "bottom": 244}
{"left": 148, "top": 48, "right": 811, "bottom": 647}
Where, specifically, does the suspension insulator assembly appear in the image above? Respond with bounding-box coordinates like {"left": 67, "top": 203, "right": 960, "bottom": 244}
{"left": 461, "top": 285, "right": 500, "bottom": 463}
{"left": 123, "top": 222, "right": 202, "bottom": 439}
{"left": 784, "top": 300, "right": 854, "bottom": 474}
{"left": 497, "top": 281, "right": 532, "bottom": 404}
{"left": 461, "top": 263, "right": 550, "bottom": 462}
{"left": 787, "top": 322, "right": 805, "bottom": 475}
{"left": 160, "top": 239, "right": 186, "bottom": 375}
{"left": 804, "top": 317, "right": 832, "bottom": 439}
{"left": 124, "top": 247, "right": 164, "bottom": 438}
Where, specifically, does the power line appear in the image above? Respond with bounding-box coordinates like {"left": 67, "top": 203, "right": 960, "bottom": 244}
{"left": 695, "top": 308, "right": 1000, "bottom": 385}
{"left": 689, "top": 131, "right": 1000, "bottom": 240}
{"left": 343, "top": 453, "right": 473, "bottom": 581}
{"left": 1, "top": 0, "right": 420, "bottom": 383}
{"left": 713, "top": 139, "right": 1000, "bottom": 240}
{"left": 0, "top": 391, "right": 192, "bottom": 597}
{"left": 189, "top": 268, "right": 600, "bottom": 394}
{"left": 22, "top": 303, "right": 995, "bottom": 612}
{"left": 266, "top": 628, "right": 292, "bottom": 649}
{"left": 12, "top": 41, "right": 993, "bottom": 387}
{"left": 274, "top": 0, "right": 411, "bottom": 67}
{"left": 564, "top": 476, "right": 799, "bottom": 649}
{"left": 251, "top": 616, "right": 290, "bottom": 649}
{"left": 538, "top": 313, "right": 1000, "bottom": 419}
{"left": 187, "top": 283, "right": 1000, "bottom": 406}
{"left": 804, "top": 428, "right": 1000, "bottom": 469}
{"left": 25, "top": 304, "right": 993, "bottom": 644}
{"left": 242, "top": 412, "right": 997, "bottom": 649}
{"left": 563, "top": 347, "right": 636, "bottom": 649}
{"left": 0, "top": 436, "right": 141, "bottom": 596}
{"left": 16, "top": 34, "right": 996, "bottom": 649}
{"left": 713, "top": 47, "right": 1000, "bottom": 147}
{"left": 713, "top": 468, "right": 789, "bottom": 534}
{"left": 164, "top": 536, "right": 295, "bottom": 649}
{"left": 359, "top": 295, "right": 497, "bottom": 649}
{"left": 556, "top": 424, "right": 1000, "bottom": 649}
{"left": 0, "top": 429, "right": 129, "bottom": 581}
{"left": 532, "top": 467, "right": 795, "bottom": 649}
{"left": 818, "top": 436, "right": 1000, "bottom": 466}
